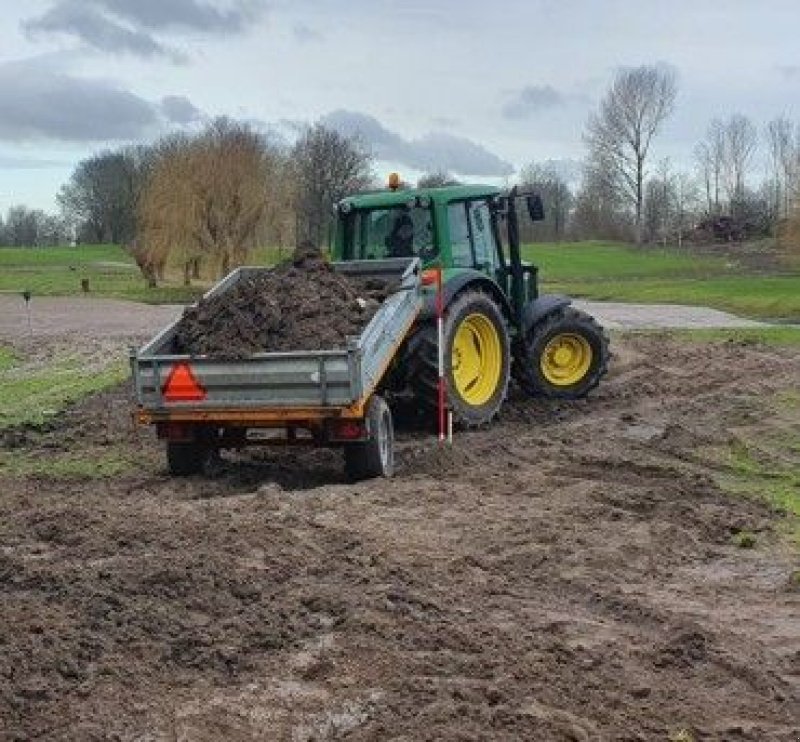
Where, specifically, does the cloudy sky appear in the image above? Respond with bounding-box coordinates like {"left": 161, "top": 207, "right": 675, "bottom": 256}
{"left": 1, "top": 0, "right": 798, "bottom": 212}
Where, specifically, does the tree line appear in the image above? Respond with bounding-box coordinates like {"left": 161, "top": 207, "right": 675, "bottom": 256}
{"left": 0, "top": 206, "right": 71, "bottom": 247}
{"left": 54, "top": 118, "right": 373, "bottom": 285}
{"left": 3, "top": 65, "right": 799, "bottom": 267}
{"left": 525, "top": 66, "right": 800, "bottom": 247}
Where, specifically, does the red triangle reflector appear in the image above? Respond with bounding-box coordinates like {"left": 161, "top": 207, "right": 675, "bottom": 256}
{"left": 162, "top": 363, "right": 207, "bottom": 402}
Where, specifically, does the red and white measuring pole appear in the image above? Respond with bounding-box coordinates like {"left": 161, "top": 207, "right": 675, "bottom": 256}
{"left": 435, "top": 266, "right": 447, "bottom": 442}
{"left": 423, "top": 266, "right": 449, "bottom": 443}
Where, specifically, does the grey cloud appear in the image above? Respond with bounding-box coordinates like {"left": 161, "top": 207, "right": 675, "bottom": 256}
{"left": 0, "top": 60, "right": 199, "bottom": 142}
{"left": 292, "top": 22, "right": 322, "bottom": 43}
{"left": 23, "top": 0, "right": 265, "bottom": 61}
{"left": 23, "top": 3, "right": 180, "bottom": 61}
{"left": 404, "top": 132, "right": 514, "bottom": 178}
{"left": 322, "top": 109, "right": 513, "bottom": 178}
{"left": 323, "top": 110, "right": 404, "bottom": 149}
{"left": 777, "top": 64, "right": 800, "bottom": 79}
{"left": 161, "top": 95, "right": 202, "bottom": 124}
{"left": 502, "top": 85, "right": 565, "bottom": 120}
{"left": 94, "top": 0, "right": 265, "bottom": 32}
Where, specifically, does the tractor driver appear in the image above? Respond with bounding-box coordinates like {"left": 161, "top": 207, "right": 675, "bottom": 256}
{"left": 385, "top": 212, "right": 415, "bottom": 258}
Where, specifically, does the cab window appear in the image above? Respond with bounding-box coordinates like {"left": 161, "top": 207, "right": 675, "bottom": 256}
{"left": 448, "top": 200, "right": 500, "bottom": 270}
{"left": 447, "top": 202, "right": 473, "bottom": 267}
{"left": 344, "top": 206, "right": 434, "bottom": 260}
{"left": 469, "top": 202, "right": 500, "bottom": 272}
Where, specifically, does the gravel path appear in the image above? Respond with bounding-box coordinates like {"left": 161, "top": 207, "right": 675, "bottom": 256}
{"left": 0, "top": 296, "right": 181, "bottom": 341}
{"left": 574, "top": 300, "right": 768, "bottom": 329}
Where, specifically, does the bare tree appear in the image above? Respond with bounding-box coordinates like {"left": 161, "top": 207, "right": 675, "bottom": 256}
{"left": 644, "top": 158, "right": 676, "bottom": 245}
{"left": 291, "top": 123, "right": 373, "bottom": 247}
{"left": 781, "top": 201, "right": 800, "bottom": 253}
{"left": 673, "top": 171, "right": 701, "bottom": 248}
{"left": 584, "top": 65, "right": 678, "bottom": 244}
{"left": 137, "top": 119, "right": 277, "bottom": 283}
{"left": 417, "top": 170, "right": 461, "bottom": 188}
{"left": 261, "top": 155, "right": 297, "bottom": 257}
{"left": 572, "top": 161, "right": 633, "bottom": 241}
{"left": 519, "top": 162, "right": 574, "bottom": 242}
{"left": 694, "top": 119, "right": 725, "bottom": 215}
{"left": 0, "top": 206, "right": 70, "bottom": 247}
{"left": 58, "top": 148, "right": 147, "bottom": 244}
{"left": 765, "top": 116, "right": 800, "bottom": 222}
{"left": 137, "top": 135, "right": 197, "bottom": 285}
{"left": 4, "top": 206, "right": 39, "bottom": 246}
{"left": 721, "top": 114, "right": 757, "bottom": 210}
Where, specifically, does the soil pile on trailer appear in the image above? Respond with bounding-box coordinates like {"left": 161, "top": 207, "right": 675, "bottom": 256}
{"left": 172, "top": 251, "right": 395, "bottom": 358}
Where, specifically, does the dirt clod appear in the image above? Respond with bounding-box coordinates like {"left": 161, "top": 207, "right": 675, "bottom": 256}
{"left": 172, "top": 253, "right": 394, "bottom": 358}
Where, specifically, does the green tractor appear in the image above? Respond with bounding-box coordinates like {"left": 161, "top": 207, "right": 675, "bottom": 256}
{"left": 331, "top": 181, "right": 609, "bottom": 425}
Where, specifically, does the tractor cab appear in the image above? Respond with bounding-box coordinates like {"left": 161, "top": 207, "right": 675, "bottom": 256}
{"left": 332, "top": 182, "right": 544, "bottom": 326}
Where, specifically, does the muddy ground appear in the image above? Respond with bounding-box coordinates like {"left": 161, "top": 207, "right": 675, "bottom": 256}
{"left": 1, "top": 334, "right": 799, "bottom": 740}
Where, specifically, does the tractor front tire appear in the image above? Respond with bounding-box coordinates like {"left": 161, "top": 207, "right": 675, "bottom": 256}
{"left": 410, "top": 290, "right": 510, "bottom": 426}
{"left": 517, "top": 307, "right": 609, "bottom": 398}
{"left": 344, "top": 395, "right": 395, "bottom": 481}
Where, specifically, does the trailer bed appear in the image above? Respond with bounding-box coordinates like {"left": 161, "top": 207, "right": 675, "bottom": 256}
{"left": 132, "top": 258, "right": 422, "bottom": 423}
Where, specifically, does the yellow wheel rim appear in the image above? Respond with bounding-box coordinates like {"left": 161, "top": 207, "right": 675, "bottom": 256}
{"left": 540, "top": 333, "right": 593, "bottom": 386}
{"left": 451, "top": 313, "right": 503, "bottom": 406}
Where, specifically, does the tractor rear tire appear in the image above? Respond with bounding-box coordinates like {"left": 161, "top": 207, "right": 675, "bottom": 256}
{"left": 344, "top": 395, "right": 394, "bottom": 481}
{"left": 516, "top": 307, "right": 609, "bottom": 398}
{"left": 166, "top": 441, "right": 208, "bottom": 476}
{"left": 409, "top": 290, "right": 510, "bottom": 426}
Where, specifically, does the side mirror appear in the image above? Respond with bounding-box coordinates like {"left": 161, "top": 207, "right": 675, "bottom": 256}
{"left": 526, "top": 195, "right": 545, "bottom": 222}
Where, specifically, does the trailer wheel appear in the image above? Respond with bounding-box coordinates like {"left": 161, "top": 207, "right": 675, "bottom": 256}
{"left": 166, "top": 441, "right": 208, "bottom": 476}
{"left": 344, "top": 395, "right": 394, "bottom": 481}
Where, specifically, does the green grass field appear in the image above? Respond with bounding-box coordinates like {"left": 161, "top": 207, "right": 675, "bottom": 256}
{"left": 545, "top": 275, "right": 800, "bottom": 320}
{"left": 0, "top": 340, "right": 136, "bottom": 476}
{"left": 2, "top": 240, "right": 799, "bottom": 319}
{"left": 0, "top": 343, "right": 128, "bottom": 429}
{"left": 0, "top": 245, "right": 203, "bottom": 304}
{"left": 719, "top": 391, "right": 800, "bottom": 545}
{"left": 0, "top": 346, "right": 17, "bottom": 372}
{"left": 524, "top": 241, "right": 733, "bottom": 280}
{"left": 529, "top": 240, "right": 800, "bottom": 321}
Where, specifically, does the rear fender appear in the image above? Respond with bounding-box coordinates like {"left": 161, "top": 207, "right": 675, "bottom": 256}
{"left": 521, "top": 294, "right": 572, "bottom": 334}
{"left": 419, "top": 270, "right": 512, "bottom": 321}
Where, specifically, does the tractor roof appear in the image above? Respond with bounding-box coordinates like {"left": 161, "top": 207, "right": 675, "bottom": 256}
{"left": 339, "top": 184, "right": 502, "bottom": 211}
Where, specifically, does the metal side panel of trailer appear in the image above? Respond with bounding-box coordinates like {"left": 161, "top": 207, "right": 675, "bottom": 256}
{"left": 132, "top": 257, "right": 421, "bottom": 413}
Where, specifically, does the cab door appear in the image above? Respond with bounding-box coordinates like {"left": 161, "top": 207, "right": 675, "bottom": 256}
{"left": 446, "top": 199, "right": 503, "bottom": 280}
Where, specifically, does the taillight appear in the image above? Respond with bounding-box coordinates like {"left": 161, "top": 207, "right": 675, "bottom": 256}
{"left": 156, "top": 422, "right": 194, "bottom": 441}
{"left": 331, "top": 420, "right": 365, "bottom": 441}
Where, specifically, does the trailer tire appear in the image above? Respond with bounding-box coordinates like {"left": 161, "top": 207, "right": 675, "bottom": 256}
{"left": 344, "top": 395, "right": 394, "bottom": 481}
{"left": 166, "top": 441, "right": 207, "bottom": 476}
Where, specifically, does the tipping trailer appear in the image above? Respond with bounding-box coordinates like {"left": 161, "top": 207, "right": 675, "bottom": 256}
{"left": 131, "top": 257, "right": 422, "bottom": 480}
